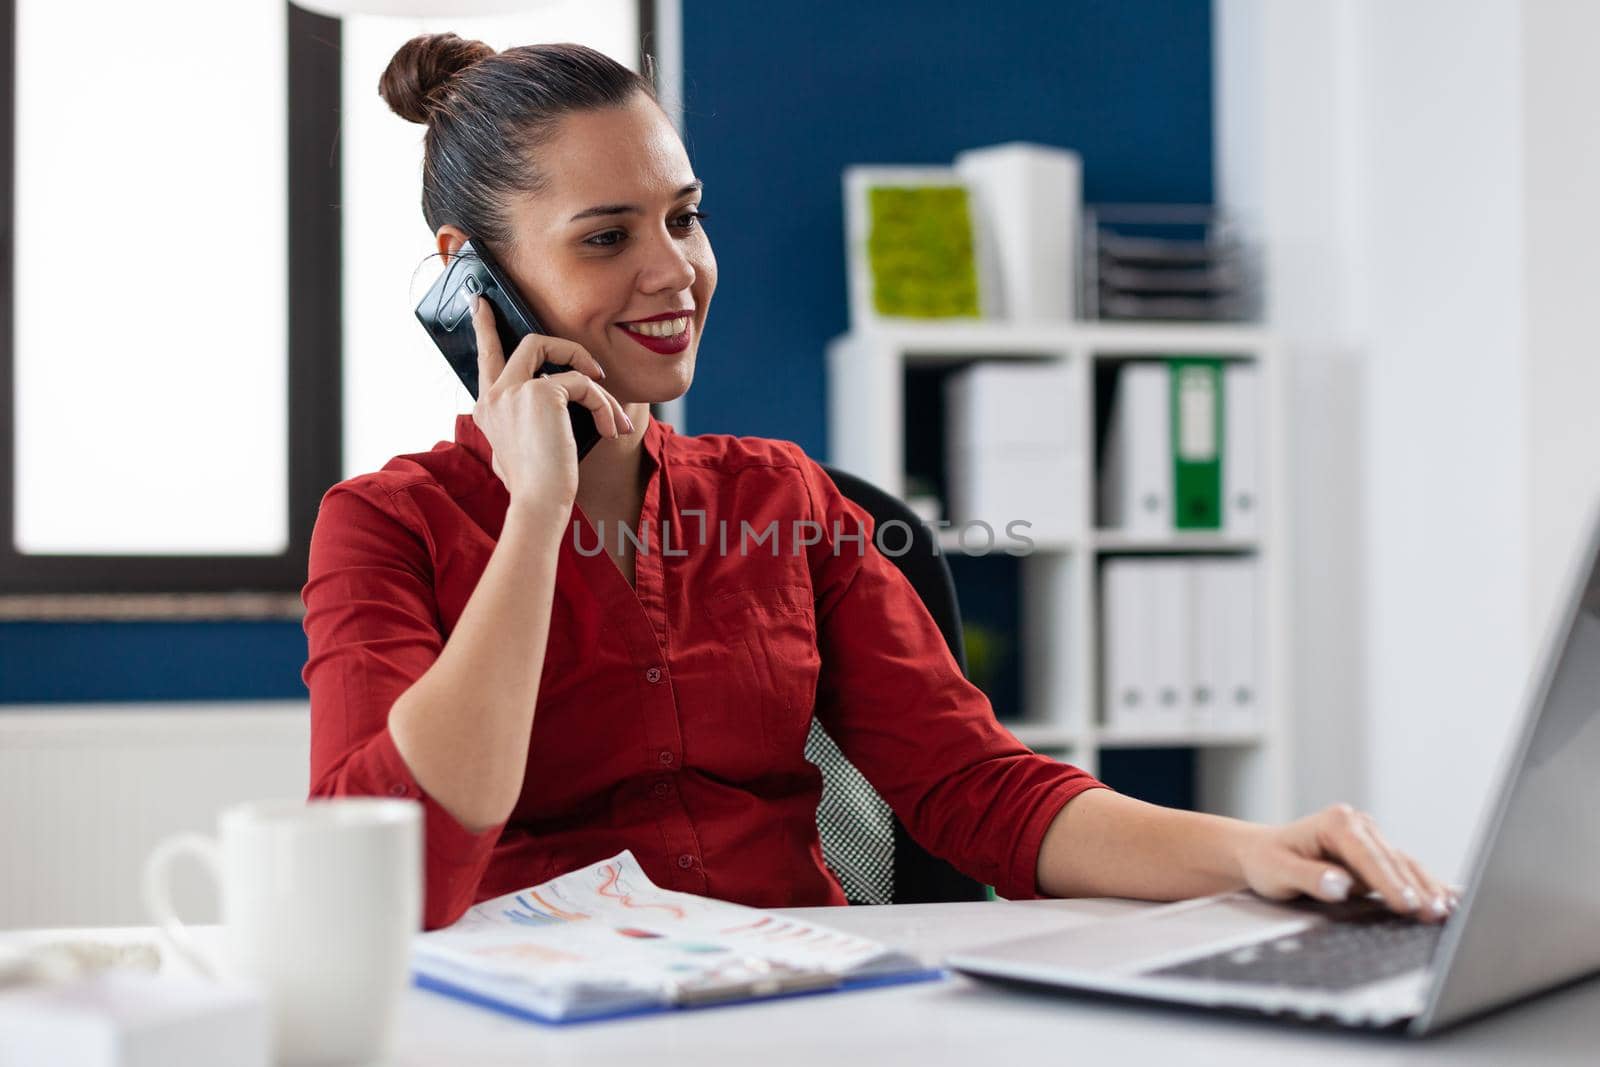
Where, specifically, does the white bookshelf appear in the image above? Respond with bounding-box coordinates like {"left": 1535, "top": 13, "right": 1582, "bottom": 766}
{"left": 825, "top": 319, "right": 1292, "bottom": 826}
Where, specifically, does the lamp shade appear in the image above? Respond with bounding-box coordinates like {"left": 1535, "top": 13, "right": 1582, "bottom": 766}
{"left": 291, "top": 0, "right": 555, "bottom": 16}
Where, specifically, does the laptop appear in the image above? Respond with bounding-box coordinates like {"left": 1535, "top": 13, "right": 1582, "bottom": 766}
{"left": 947, "top": 497, "right": 1600, "bottom": 1036}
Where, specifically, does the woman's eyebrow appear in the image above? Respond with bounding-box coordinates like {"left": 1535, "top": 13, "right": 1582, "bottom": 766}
{"left": 568, "top": 181, "right": 704, "bottom": 223}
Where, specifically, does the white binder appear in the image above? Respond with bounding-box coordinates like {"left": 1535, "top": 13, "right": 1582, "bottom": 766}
{"left": 1105, "top": 557, "right": 1254, "bottom": 738}
{"left": 1100, "top": 558, "right": 1146, "bottom": 733}
{"left": 1189, "top": 560, "right": 1230, "bottom": 734}
{"left": 1147, "top": 560, "right": 1191, "bottom": 734}
{"left": 1099, "top": 363, "right": 1171, "bottom": 534}
{"left": 1223, "top": 363, "right": 1260, "bottom": 537}
{"left": 1221, "top": 558, "right": 1261, "bottom": 732}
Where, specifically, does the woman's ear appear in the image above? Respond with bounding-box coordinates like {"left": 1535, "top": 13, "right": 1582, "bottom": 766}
{"left": 435, "top": 224, "right": 470, "bottom": 263}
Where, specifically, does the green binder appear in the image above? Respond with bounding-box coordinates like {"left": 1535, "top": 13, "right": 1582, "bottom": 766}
{"left": 1169, "top": 357, "right": 1224, "bottom": 530}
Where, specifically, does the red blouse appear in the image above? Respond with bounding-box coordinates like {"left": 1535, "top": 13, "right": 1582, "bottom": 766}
{"left": 301, "top": 413, "right": 1107, "bottom": 929}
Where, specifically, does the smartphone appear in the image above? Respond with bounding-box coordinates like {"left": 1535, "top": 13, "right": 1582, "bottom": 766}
{"left": 414, "top": 237, "right": 602, "bottom": 461}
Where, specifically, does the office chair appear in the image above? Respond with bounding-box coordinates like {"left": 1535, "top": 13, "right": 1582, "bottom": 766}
{"left": 806, "top": 465, "right": 990, "bottom": 905}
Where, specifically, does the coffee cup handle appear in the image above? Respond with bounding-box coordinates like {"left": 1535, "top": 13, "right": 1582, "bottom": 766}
{"left": 141, "top": 833, "right": 223, "bottom": 980}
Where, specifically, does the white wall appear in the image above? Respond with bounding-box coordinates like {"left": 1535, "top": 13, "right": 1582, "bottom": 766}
{"left": 1213, "top": 0, "right": 1375, "bottom": 832}
{"left": 1522, "top": 1, "right": 1600, "bottom": 635}
{"left": 1357, "top": 0, "right": 1529, "bottom": 883}
{"left": 1216, "top": 0, "right": 1546, "bottom": 882}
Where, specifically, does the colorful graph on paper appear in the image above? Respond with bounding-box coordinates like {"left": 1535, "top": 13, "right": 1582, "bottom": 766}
{"left": 441, "top": 850, "right": 904, "bottom": 974}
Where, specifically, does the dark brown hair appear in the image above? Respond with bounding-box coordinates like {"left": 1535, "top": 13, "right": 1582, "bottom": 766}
{"left": 378, "top": 35, "right": 659, "bottom": 252}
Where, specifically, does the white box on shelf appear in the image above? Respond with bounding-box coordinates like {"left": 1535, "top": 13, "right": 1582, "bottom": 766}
{"left": 945, "top": 361, "right": 1082, "bottom": 541}
{"left": 943, "top": 359, "right": 1074, "bottom": 451}
{"left": 952, "top": 142, "right": 1082, "bottom": 321}
{"left": 947, "top": 451, "right": 1082, "bottom": 543}
{"left": 1099, "top": 362, "right": 1172, "bottom": 535}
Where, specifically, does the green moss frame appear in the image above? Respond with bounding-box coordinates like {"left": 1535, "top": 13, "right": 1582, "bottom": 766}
{"left": 865, "top": 185, "right": 982, "bottom": 318}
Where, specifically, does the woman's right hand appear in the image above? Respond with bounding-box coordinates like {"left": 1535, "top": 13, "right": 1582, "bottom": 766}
{"left": 467, "top": 293, "right": 631, "bottom": 513}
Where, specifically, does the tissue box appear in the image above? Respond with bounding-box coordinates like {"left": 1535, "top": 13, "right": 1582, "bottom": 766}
{"left": 0, "top": 971, "right": 267, "bottom": 1067}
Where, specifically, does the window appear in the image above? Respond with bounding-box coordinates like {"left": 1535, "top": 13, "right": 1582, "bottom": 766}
{"left": 340, "top": 2, "right": 642, "bottom": 479}
{"left": 1, "top": 0, "right": 651, "bottom": 597}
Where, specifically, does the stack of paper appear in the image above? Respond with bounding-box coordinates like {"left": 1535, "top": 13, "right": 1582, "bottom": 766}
{"left": 1085, "top": 205, "right": 1254, "bottom": 322}
{"left": 411, "top": 851, "right": 937, "bottom": 1025}
{"left": 1099, "top": 360, "right": 1259, "bottom": 536}
{"left": 1100, "top": 557, "right": 1260, "bottom": 736}
{"left": 944, "top": 361, "right": 1083, "bottom": 542}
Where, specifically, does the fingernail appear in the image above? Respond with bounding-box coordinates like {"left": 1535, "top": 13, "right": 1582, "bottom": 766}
{"left": 1430, "top": 895, "right": 1449, "bottom": 918}
{"left": 1401, "top": 886, "right": 1421, "bottom": 911}
{"left": 1319, "top": 869, "right": 1352, "bottom": 901}
{"left": 596, "top": 363, "right": 608, "bottom": 379}
{"left": 1448, "top": 892, "right": 1460, "bottom": 910}
{"left": 622, "top": 413, "right": 635, "bottom": 434}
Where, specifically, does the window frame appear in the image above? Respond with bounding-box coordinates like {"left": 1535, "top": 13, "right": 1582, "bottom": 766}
{"left": 0, "top": 0, "right": 657, "bottom": 597}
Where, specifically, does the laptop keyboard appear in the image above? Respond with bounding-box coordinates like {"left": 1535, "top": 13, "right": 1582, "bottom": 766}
{"left": 1143, "top": 896, "right": 1446, "bottom": 992}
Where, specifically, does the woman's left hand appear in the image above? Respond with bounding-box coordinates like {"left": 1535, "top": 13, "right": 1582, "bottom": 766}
{"left": 1234, "top": 803, "right": 1459, "bottom": 922}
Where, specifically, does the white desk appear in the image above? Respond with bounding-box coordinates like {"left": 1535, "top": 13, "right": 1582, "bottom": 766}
{"left": 7, "top": 898, "right": 1599, "bottom": 1066}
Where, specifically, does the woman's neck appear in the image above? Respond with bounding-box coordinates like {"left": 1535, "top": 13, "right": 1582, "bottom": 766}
{"left": 574, "top": 401, "right": 652, "bottom": 520}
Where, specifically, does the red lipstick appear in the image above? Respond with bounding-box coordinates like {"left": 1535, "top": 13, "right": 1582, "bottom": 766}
{"left": 617, "top": 315, "right": 693, "bottom": 355}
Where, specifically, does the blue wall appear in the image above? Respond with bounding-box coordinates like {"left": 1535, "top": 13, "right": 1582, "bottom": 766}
{"left": 0, "top": 622, "right": 311, "bottom": 704}
{"left": 680, "top": 0, "right": 1214, "bottom": 454}
{"left": 0, "top": 0, "right": 1212, "bottom": 705}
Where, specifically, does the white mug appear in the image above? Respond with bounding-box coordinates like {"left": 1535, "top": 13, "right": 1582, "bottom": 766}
{"left": 143, "top": 798, "right": 422, "bottom": 1066}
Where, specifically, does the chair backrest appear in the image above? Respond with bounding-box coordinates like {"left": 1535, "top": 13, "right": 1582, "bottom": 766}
{"left": 806, "top": 465, "right": 989, "bottom": 905}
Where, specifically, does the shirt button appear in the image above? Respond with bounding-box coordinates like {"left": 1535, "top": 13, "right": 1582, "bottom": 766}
{"left": 645, "top": 666, "right": 663, "bottom": 683}
{"left": 653, "top": 780, "right": 672, "bottom": 798}
{"left": 658, "top": 750, "right": 675, "bottom": 766}
{"left": 388, "top": 783, "right": 408, "bottom": 797}
{"left": 677, "top": 854, "right": 694, "bottom": 869}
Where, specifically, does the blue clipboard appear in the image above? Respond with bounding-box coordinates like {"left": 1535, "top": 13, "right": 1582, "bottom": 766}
{"left": 413, "top": 965, "right": 948, "bottom": 1026}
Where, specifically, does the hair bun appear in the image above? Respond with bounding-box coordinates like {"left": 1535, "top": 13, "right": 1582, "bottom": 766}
{"left": 378, "top": 32, "right": 496, "bottom": 125}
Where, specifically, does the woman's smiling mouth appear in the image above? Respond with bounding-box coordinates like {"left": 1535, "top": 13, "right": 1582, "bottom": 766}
{"left": 617, "top": 314, "right": 693, "bottom": 354}
{"left": 619, "top": 315, "right": 691, "bottom": 338}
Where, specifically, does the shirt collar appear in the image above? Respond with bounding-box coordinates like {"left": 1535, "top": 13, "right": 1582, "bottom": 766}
{"left": 453, "top": 410, "right": 671, "bottom": 475}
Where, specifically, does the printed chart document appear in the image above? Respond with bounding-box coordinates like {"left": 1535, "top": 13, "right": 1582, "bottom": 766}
{"left": 412, "top": 850, "right": 940, "bottom": 1024}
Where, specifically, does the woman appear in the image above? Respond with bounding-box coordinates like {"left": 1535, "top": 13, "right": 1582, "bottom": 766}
{"left": 302, "top": 34, "right": 1455, "bottom": 932}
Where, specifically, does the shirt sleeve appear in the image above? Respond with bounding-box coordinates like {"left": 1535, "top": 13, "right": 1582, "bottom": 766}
{"left": 301, "top": 481, "right": 506, "bottom": 930}
{"left": 795, "top": 452, "right": 1111, "bottom": 900}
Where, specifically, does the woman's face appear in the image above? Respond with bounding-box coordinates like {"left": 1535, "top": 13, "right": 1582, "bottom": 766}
{"left": 437, "top": 91, "right": 715, "bottom": 407}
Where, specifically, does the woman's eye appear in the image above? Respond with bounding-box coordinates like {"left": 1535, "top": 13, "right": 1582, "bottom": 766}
{"left": 582, "top": 210, "right": 709, "bottom": 249}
